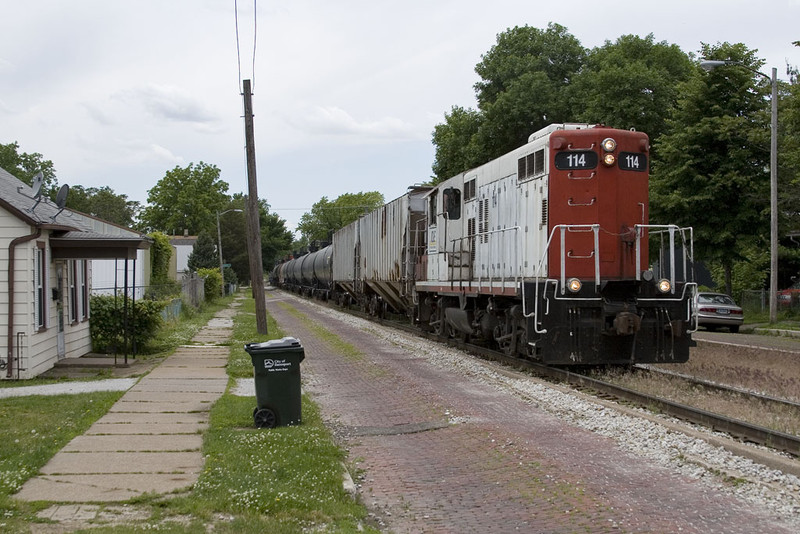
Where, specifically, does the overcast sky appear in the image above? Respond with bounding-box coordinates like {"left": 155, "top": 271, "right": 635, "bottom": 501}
{"left": 2, "top": 0, "right": 798, "bottom": 235}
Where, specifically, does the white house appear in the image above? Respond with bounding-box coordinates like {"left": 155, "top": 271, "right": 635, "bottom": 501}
{"left": 0, "top": 167, "right": 151, "bottom": 379}
{"left": 169, "top": 234, "right": 197, "bottom": 280}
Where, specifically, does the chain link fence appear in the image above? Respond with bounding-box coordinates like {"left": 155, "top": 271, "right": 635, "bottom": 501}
{"left": 740, "top": 289, "right": 800, "bottom": 314}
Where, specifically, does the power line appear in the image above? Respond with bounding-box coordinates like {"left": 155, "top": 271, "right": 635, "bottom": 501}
{"left": 234, "top": 0, "right": 258, "bottom": 93}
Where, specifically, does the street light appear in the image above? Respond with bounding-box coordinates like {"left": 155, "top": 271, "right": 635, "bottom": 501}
{"left": 217, "top": 208, "right": 243, "bottom": 296}
{"left": 700, "top": 59, "right": 779, "bottom": 323}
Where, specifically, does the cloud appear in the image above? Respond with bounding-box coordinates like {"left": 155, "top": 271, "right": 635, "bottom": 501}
{"left": 117, "top": 84, "right": 219, "bottom": 125}
{"left": 82, "top": 103, "right": 114, "bottom": 126}
{"left": 287, "top": 105, "right": 419, "bottom": 141}
{"left": 0, "top": 57, "right": 13, "bottom": 73}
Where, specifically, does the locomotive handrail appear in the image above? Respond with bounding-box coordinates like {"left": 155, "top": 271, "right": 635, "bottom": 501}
{"left": 634, "top": 225, "right": 695, "bottom": 294}
{"left": 448, "top": 226, "right": 520, "bottom": 292}
{"left": 567, "top": 197, "right": 596, "bottom": 207}
{"left": 523, "top": 224, "right": 601, "bottom": 335}
{"left": 567, "top": 171, "right": 595, "bottom": 180}
{"left": 567, "top": 142, "right": 596, "bottom": 150}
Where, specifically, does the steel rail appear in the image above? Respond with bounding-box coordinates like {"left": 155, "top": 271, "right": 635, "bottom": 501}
{"left": 456, "top": 340, "right": 800, "bottom": 457}
{"left": 634, "top": 364, "right": 800, "bottom": 411}
{"left": 281, "top": 290, "right": 800, "bottom": 458}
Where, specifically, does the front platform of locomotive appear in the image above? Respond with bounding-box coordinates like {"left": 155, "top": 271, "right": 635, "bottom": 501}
{"left": 523, "top": 126, "right": 696, "bottom": 365}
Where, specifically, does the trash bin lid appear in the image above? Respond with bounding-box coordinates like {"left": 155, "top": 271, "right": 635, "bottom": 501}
{"left": 245, "top": 337, "right": 302, "bottom": 353}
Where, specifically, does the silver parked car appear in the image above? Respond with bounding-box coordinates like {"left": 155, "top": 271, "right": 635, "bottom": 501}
{"left": 694, "top": 292, "right": 744, "bottom": 333}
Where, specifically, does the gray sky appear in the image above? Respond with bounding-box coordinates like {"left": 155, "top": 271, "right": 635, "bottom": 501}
{"left": 2, "top": 0, "right": 798, "bottom": 235}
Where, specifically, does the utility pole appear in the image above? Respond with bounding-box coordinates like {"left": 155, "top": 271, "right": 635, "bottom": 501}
{"left": 242, "top": 79, "right": 268, "bottom": 334}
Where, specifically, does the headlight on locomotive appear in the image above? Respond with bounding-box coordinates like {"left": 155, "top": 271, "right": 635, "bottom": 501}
{"left": 567, "top": 278, "right": 582, "bottom": 293}
{"left": 601, "top": 137, "right": 617, "bottom": 152}
{"left": 657, "top": 279, "right": 672, "bottom": 293}
{"left": 602, "top": 153, "right": 616, "bottom": 166}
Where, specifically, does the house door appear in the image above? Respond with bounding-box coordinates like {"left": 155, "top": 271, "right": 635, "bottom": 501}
{"left": 56, "top": 263, "right": 65, "bottom": 359}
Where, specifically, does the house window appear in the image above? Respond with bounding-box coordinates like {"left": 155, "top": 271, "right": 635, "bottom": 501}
{"left": 80, "top": 260, "right": 89, "bottom": 321}
{"left": 69, "top": 260, "right": 78, "bottom": 324}
{"left": 35, "top": 243, "right": 46, "bottom": 330}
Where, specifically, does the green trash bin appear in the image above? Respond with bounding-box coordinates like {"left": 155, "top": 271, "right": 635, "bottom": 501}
{"left": 244, "top": 337, "right": 305, "bottom": 428}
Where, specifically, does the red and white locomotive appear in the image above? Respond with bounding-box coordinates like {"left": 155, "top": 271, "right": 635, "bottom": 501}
{"left": 274, "top": 123, "right": 697, "bottom": 365}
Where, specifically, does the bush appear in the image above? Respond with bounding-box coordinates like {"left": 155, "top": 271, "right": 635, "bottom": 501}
{"left": 89, "top": 295, "right": 167, "bottom": 353}
{"left": 198, "top": 267, "right": 222, "bottom": 301}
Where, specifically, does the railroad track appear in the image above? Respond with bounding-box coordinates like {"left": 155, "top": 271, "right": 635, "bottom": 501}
{"left": 458, "top": 339, "right": 800, "bottom": 457}
{"left": 378, "top": 314, "right": 800, "bottom": 458}
{"left": 634, "top": 364, "right": 800, "bottom": 411}
{"left": 281, "top": 291, "right": 800, "bottom": 458}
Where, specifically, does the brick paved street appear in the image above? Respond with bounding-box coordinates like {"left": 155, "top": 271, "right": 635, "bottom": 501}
{"left": 266, "top": 290, "right": 797, "bottom": 533}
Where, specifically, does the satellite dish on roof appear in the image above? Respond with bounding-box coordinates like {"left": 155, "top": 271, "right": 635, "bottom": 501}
{"left": 55, "top": 184, "right": 69, "bottom": 209}
{"left": 31, "top": 171, "right": 44, "bottom": 198}
{"left": 50, "top": 184, "right": 70, "bottom": 222}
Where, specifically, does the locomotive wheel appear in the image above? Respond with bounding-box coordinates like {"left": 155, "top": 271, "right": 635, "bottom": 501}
{"left": 430, "top": 316, "right": 441, "bottom": 336}
{"left": 254, "top": 408, "right": 278, "bottom": 429}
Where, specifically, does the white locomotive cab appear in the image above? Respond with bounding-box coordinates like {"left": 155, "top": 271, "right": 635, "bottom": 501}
{"left": 422, "top": 123, "right": 583, "bottom": 292}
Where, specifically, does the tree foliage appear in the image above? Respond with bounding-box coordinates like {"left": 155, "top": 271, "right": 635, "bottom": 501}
{"left": 187, "top": 231, "right": 219, "bottom": 272}
{"left": 139, "top": 162, "right": 230, "bottom": 235}
{"left": 651, "top": 42, "right": 771, "bottom": 294}
{"left": 570, "top": 34, "right": 694, "bottom": 149}
{"left": 218, "top": 194, "right": 293, "bottom": 284}
{"left": 432, "top": 23, "right": 584, "bottom": 182}
{"left": 67, "top": 185, "right": 140, "bottom": 227}
{"left": 296, "top": 191, "right": 385, "bottom": 244}
{"left": 474, "top": 23, "right": 584, "bottom": 158}
{"left": 0, "top": 141, "right": 58, "bottom": 193}
{"left": 431, "top": 106, "right": 483, "bottom": 180}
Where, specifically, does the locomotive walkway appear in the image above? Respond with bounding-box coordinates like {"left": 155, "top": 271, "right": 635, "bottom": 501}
{"left": 266, "top": 290, "right": 797, "bottom": 533}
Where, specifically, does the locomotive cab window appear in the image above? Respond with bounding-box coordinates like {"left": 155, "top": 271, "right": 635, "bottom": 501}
{"left": 429, "top": 193, "right": 437, "bottom": 224}
{"left": 443, "top": 187, "right": 461, "bottom": 220}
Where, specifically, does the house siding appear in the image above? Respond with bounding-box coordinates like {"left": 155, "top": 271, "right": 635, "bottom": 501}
{"left": 1, "top": 213, "right": 92, "bottom": 379}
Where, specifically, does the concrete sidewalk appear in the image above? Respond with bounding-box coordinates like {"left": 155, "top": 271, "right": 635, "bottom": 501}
{"left": 14, "top": 308, "right": 236, "bottom": 503}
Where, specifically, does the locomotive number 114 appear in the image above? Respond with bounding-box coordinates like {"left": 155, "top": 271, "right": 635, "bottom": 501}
{"left": 618, "top": 152, "right": 648, "bottom": 172}
{"left": 554, "top": 150, "right": 598, "bottom": 170}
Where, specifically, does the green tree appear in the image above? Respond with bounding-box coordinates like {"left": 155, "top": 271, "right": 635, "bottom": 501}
{"left": 0, "top": 141, "right": 58, "bottom": 193}
{"left": 431, "top": 106, "right": 483, "bottom": 181}
{"left": 296, "top": 192, "right": 384, "bottom": 243}
{"left": 431, "top": 23, "right": 584, "bottom": 181}
{"left": 187, "top": 230, "right": 219, "bottom": 272}
{"left": 220, "top": 195, "right": 293, "bottom": 284}
{"left": 775, "top": 44, "right": 800, "bottom": 286}
{"left": 139, "top": 162, "right": 230, "bottom": 234}
{"left": 570, "top": 34, "right": 694, "bottom": 150}
{"left": 651, "top": 43, "right": 771, "bottom": 295}
{"left": 67, "top": 185, "right": 140, "bottom": 227}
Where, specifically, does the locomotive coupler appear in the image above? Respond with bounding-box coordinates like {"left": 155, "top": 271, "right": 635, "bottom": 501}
{"left": 612, "top": 311, "right": 641, "bottom": 335}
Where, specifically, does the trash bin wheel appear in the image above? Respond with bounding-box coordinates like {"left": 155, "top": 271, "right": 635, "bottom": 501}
{"left": 254, "top": 408, "right": 278, "bottom": 428}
